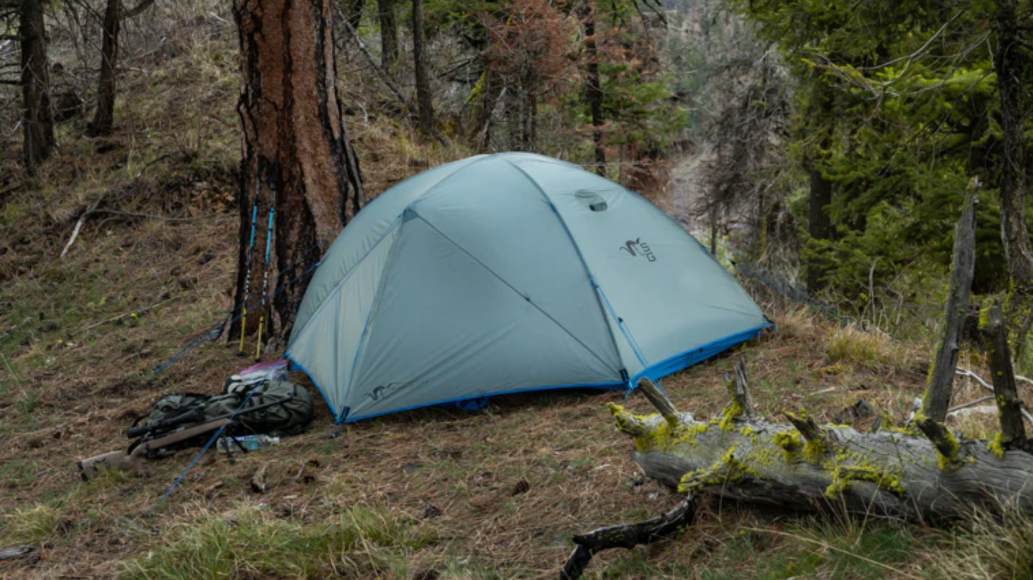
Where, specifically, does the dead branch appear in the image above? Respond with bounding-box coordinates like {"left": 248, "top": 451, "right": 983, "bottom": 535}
{"left": 560, "top": 498, "right": 695, "bottom": 580}
{"left": 924, "top": 187, "right": 977, "bottom": 421}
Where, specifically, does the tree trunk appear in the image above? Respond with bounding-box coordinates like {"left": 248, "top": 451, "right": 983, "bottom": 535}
{"left": 87, "top": 0, "right": 121, "bottom": 137}
{"left": 582, "top": 5, "right": 605, "bottom": 176}
{"left": 412, "top": 0, "right": 434, "bottom": 136}
{"left": 996, "top": 0, "right": 1033, "bottom": 358}
{"left": 376, "top": 0, "right": 397, "bottom": 73}
{"left": 612, "top": 378, "right": 1033, "bottom": 524}
{"left": 468, "top": 68, "right": 503, "bottom": 151}
{"left": 805, "top": 84, "right": 833, "bottom": 292}
{"left": 20, "top": 0, "right": 55, "bottom": 173}
{"left": 232, "top": 0, "right": 364, "bottom": 349}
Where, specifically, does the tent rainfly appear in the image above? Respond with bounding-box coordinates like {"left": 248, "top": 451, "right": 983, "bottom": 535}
{"left": 285, "top": 153, "right": 772, "bottom": 423}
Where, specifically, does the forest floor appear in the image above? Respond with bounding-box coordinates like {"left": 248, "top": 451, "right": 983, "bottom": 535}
{"left": 0, "top": 136, "right": 1008, "bottom": 578}
{"left": 0, "top": 16, "right": 1021, "bottom": 580}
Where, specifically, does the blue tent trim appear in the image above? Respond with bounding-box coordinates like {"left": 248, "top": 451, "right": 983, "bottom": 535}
{"left": 287, "top": 322, "right": 772, "bottom": 424}
{"left": 341, "top": 380, "right": 629, "bottom": 423}
{"left": 630, "top": 322, "right": 774, "bottom": 385}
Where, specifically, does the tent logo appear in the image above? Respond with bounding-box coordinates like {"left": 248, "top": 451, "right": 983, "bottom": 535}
{"left": 619, "top": 238, "right": 656, "bottom": 262}
{"left": 367, "top": 383, "right": 407, "bottom": 402}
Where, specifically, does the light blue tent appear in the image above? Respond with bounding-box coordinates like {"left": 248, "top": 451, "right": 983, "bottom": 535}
{"left": 286, "top": 153, "right": 771, "bottom": 422}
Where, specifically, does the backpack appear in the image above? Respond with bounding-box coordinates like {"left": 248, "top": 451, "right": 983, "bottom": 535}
{"left": 132, "top": 380, "right": 313, "bottom": 446}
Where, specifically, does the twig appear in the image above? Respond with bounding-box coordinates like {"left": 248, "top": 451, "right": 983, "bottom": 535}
{"left": 948, "top": 395, "right": 995, "bottom": 414}
{"left": 60, "top": 211, "right": 90, "bottom": 258}
{"left": 89, "top": 209, "right": 226, "bottom": 222}
{"left": 956, "top": 368, "right": 1033, "bottom": 427}
{"left": 70, "top": 296, "right": 180, "bottom": 336}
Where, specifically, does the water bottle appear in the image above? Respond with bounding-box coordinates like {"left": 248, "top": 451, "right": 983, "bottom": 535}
{"left": 217, "top": 434, "right": 280, "bottom": 453}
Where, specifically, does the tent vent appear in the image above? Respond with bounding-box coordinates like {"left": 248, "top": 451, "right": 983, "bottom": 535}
{"left": 575, "top": 190, "right": 608, "bottom": 212}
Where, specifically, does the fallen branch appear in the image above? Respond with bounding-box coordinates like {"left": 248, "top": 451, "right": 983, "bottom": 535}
{"left": 70, "top": 296, "right": 180, "bottom": 336}
{"left": 560, "top": 498, "right": 695, "bottom": 580}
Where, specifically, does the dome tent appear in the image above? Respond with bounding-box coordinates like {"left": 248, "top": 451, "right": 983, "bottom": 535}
{"left": 285, "top": 152, "right": 771, "bottom": 423}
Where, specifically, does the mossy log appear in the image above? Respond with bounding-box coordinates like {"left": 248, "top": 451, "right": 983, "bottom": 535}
{"left": 612, "top": 403, "right": 1033, "bottom": 523}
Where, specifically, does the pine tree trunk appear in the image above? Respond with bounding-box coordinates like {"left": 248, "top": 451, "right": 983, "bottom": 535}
{"left": 412, "top": 0, "right": 434, "bottom": 135}
{"left": 582, "top": 5, "right": 605, "bottom": 176}
{"left": 376, "top": 0, "right": 397, "bottom": 73}
{"left": 232, "top": 0, "right": 364, "bottom": 350}
{"left": 995, "top": 0, "right": 1033, "bottom": 357}
{"left": 20, "top": 0, "right": 54, "bottom": 173}
{"left": 87, "top": 0, "right": 121, "bottom": 137}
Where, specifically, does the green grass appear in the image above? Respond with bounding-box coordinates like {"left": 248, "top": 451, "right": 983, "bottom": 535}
{"left": 1, "top": 503, "right": 63, "bottom": 544}
{"left": 120, "top": 503, "right": 437, "bottom": 579}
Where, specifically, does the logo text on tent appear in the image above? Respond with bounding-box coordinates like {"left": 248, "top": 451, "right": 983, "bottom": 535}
{"left": 619, "top": 238, "right": 656, "bottom": 262}
{"left": 367, "top": 383, "right": 408, "bottom": 403}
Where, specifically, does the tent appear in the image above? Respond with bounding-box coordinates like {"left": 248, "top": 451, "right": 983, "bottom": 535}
{"left": 285, "top": 152, "right": 771, "bottom": 423}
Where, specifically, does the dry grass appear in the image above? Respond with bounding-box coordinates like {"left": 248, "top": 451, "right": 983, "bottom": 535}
{"left": 825, "top": 324, "right": 914, "bottom": 373}
{"left": 925, "top": 503, "right": 1033, "bottom": 580}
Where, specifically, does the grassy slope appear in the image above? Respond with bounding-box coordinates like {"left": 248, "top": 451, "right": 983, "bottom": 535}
{"left": 0, "top": 13, "right": 1027, "bottom": 580}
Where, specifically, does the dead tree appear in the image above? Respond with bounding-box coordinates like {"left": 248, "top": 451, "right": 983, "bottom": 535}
{"left": 922, "top": 186, "right": 977, "bottom": 422}
{"left": 611, "top": 375, "right": 1033, "bottom": 524}
{"left": 982, "top": 299, "right": 1029, "bottom": 450}
{"left": 567, "top": 194, "right": 1033, "bottom": 578}
{"left": 20, "top": 0, "right": 54, "bottom": 172}
{"left": 232, "top": 0, "right": 364, "bottom": 346}
{"left": 86, "top": 0, "right": 157, "bottom": 137}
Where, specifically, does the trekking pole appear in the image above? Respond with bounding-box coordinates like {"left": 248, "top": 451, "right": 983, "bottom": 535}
{"left": 255, "top": 183, "right": 276, "bottom": 360}
{"left": 238, "top": 181, "right": 260, "bottom": 356}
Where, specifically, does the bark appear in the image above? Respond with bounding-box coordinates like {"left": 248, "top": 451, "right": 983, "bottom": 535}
{"left": 982, "top": 299, "right": 1028, "bottom": 449}
{"left": 923, "top": 189, "right": 977, "bottom": 422}
{"left": 612, "top": 379, "right": 1033, "bottom": 523}
{"left": 87, "top": 0, "right": 121, "bottom": 137}
{"left": 412, "top": 0, "right": 434, "bottom": 135}
{"left": 20, "top": 0, "right": 54, "bottom": 173}
{"left": 996, "top": 0, "right": 1033, "bottom": 357}
{"left": 232, "top": 0, "right": 364, "bottom": 347}
{"left": 582, "top": 5, "right": 605, "bottom": 175}
{"left": 376, "top": 0, "right": 397, "bottom": 73}
{"left": 805, "top": 84, "right": 833, "bottom": 292}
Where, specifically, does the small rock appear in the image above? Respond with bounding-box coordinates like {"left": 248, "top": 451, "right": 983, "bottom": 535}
{"left": 177, "top": 276, "right": 197, "bottom": 290}
{"left": 170, "top": 266, "right": 182, "bottom": 276}
{"left": 198, "top": 252, "right": 215, "bottom": 265}
{"left": 0, "top": 544, "right": 35, "bottom": 561}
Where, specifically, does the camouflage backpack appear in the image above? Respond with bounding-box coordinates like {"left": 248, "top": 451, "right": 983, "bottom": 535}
{"left": 135, "top": 380, "right": 313, "bottom": 438}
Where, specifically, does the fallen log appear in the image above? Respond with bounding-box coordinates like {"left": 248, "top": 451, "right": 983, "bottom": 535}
{"left": 614, "top": 379, "right": 1033, "bottom": 523}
